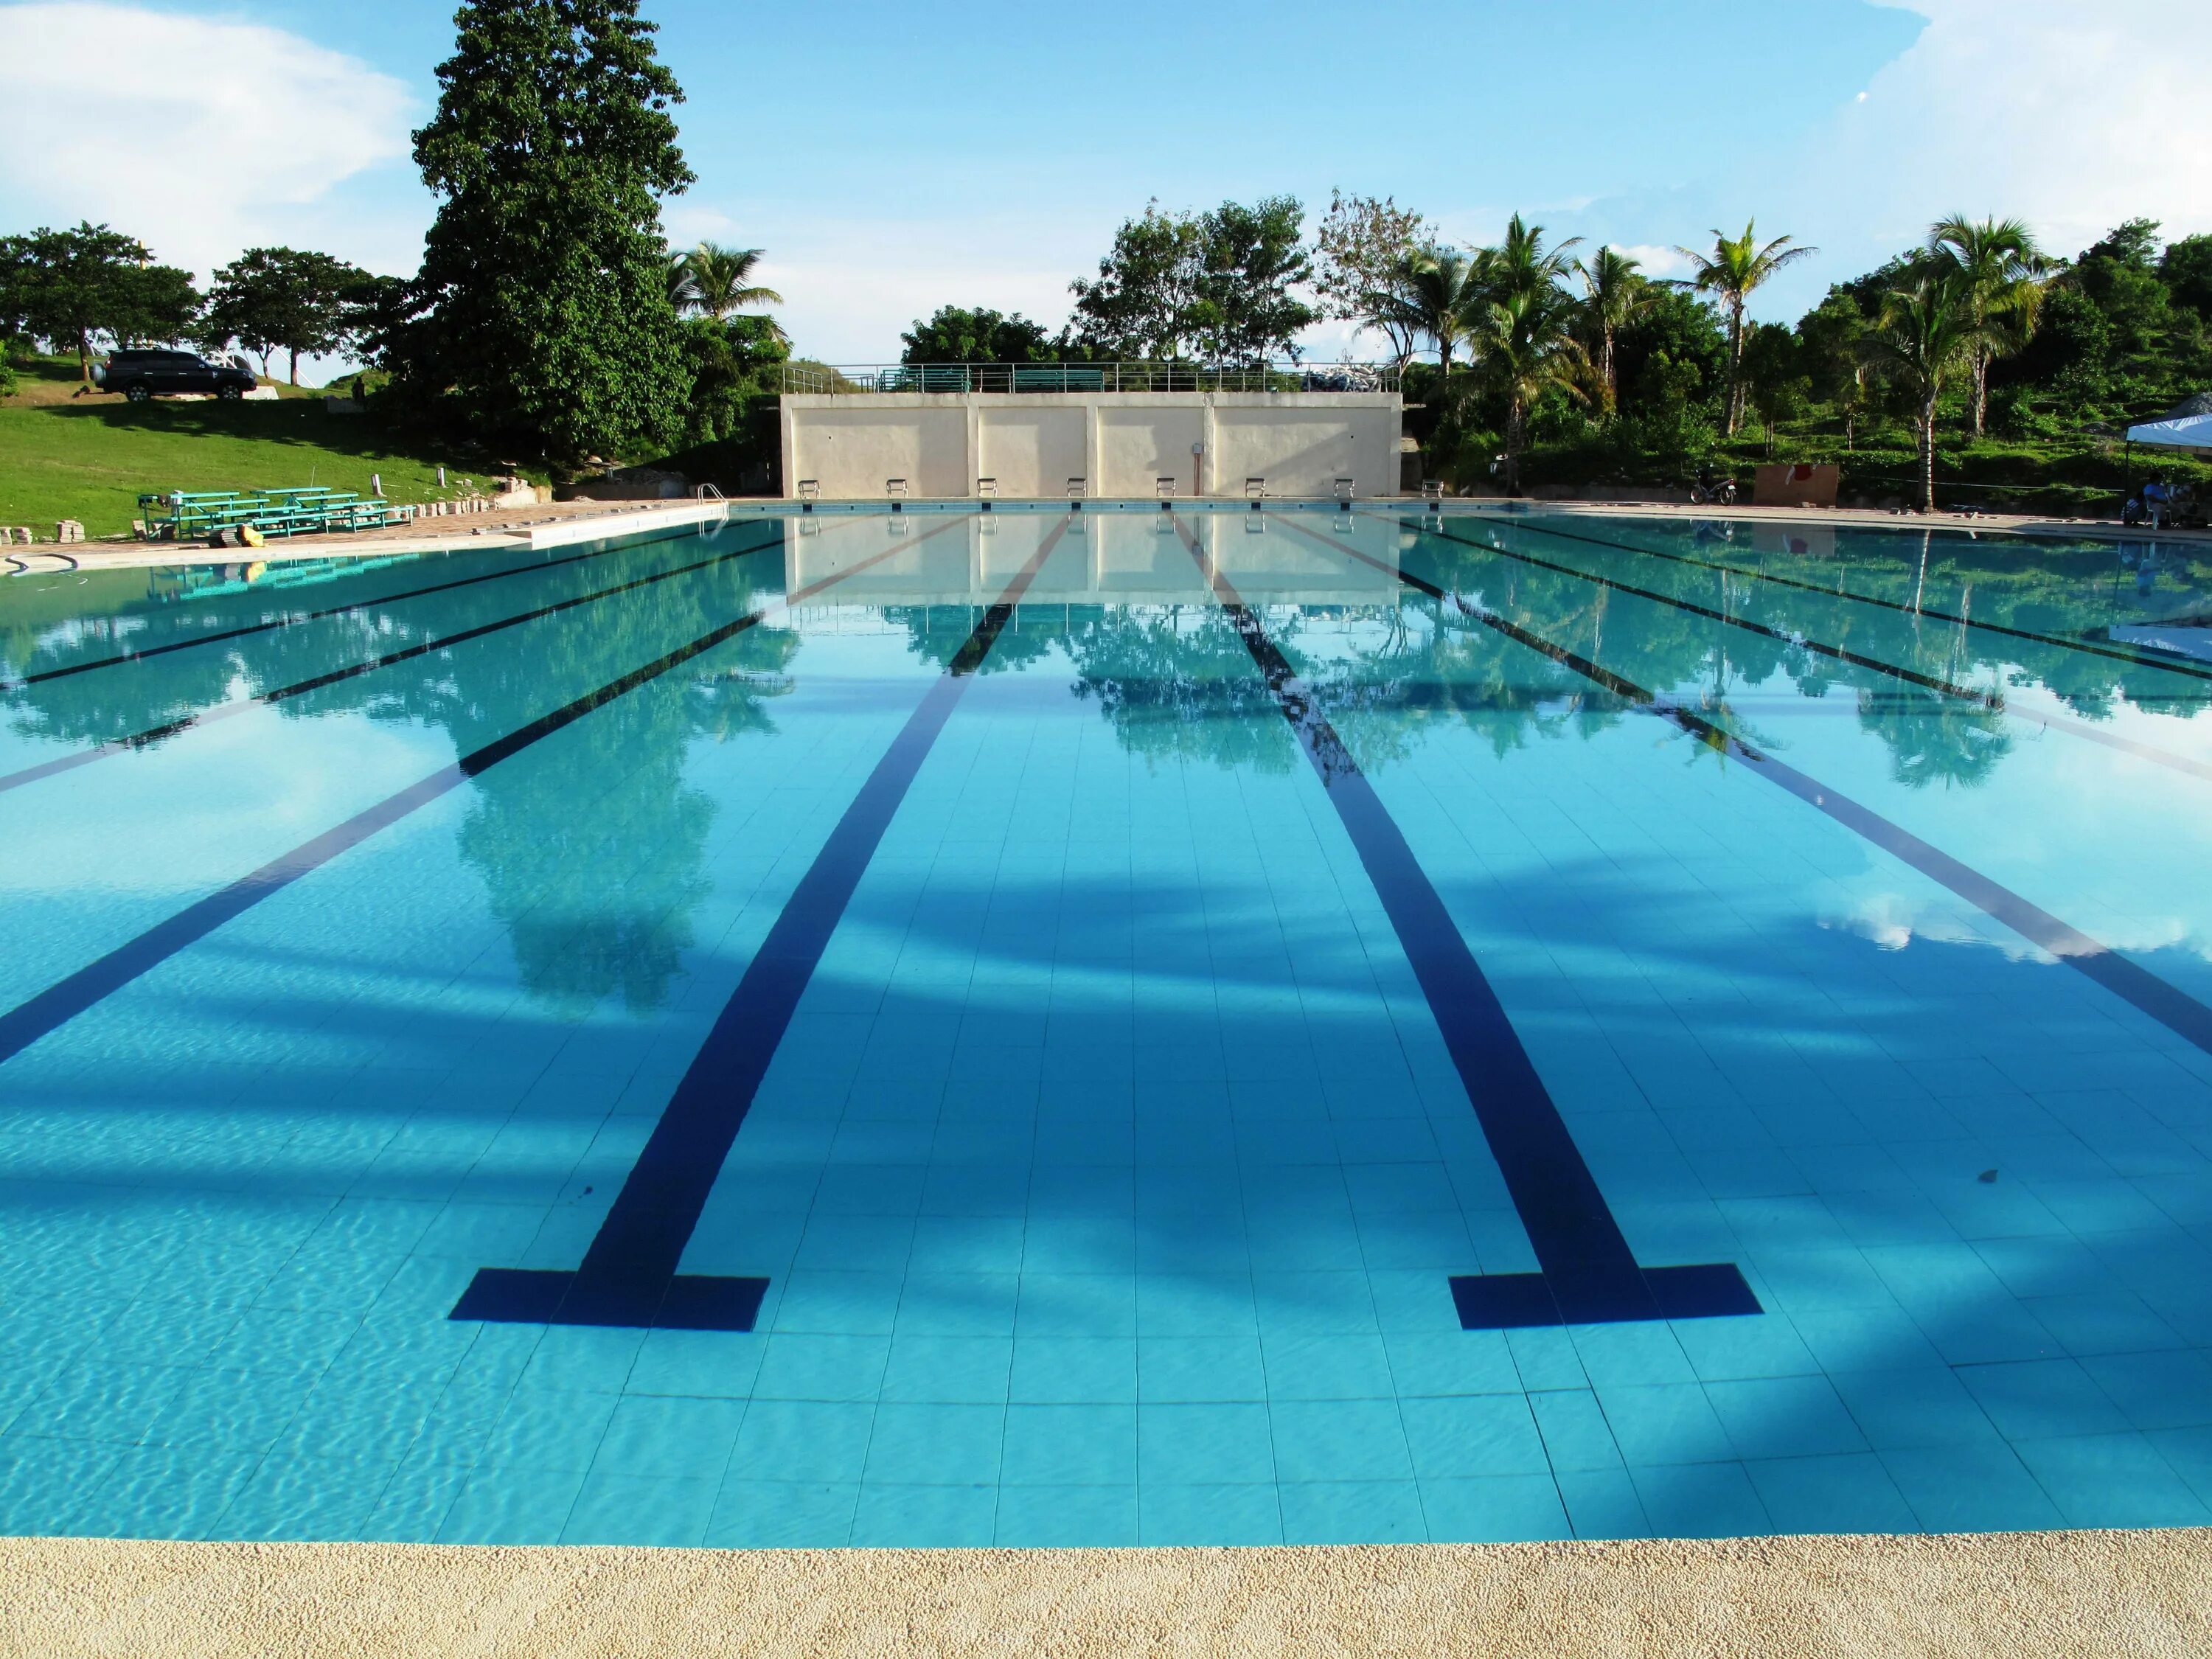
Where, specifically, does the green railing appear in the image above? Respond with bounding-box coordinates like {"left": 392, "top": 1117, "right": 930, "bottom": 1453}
{"left": 782, "top": 361, "right": 1402, "bottom": 396}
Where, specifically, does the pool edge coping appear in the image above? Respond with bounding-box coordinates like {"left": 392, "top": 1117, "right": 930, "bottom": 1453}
{"left": 4, "top": 1528, "right": 2207, "bottom": 1657}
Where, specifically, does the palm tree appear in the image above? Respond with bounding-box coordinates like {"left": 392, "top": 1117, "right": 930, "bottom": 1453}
{"left": 686, "top": 242, "right": 784, "bottom": 320}
{"left": 1927, "top": 215, "right": 2047, "bottom": 437}
{"left": 1489, "top": 212, "right": 1582, "bottom": 299}
{"left": 1471, "top": 284, "right": 1589, "bottom": 495}
{"left": 1863, "top": 274, "right": 1992, "bottom": 514}
{"left": 1574, "top": 245, "right": 1652, "bottom": 412}
{"left": 1378, "top": 246, "right": 1486, "bottom": 380}
{"left": 665, "top": 247, "right": 701, "bottom": 315}
{"left": 1674, "top": 220, "right": 1817, "bottom": 435}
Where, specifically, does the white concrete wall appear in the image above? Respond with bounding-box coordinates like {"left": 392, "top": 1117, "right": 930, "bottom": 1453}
{"left": 1212, "top": 408, "right": 1365, "bottom": 500}
{"left": 783, "top": 392, "right": 1400, "bottom": 499}
{"left": 1098, "top": 405, "right": 1206, "bottom": 497}
{"left": 977, "top": 407, "right": 1088, "bottom": 498}
{"left": 787, "top": 403, "right": 967, "bottom": 498}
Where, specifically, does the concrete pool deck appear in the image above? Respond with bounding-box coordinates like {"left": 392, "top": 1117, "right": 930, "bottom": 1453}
{"left": 3, "top": 1531, "right": 2208, "bottom": 1657}
{"left": 9, "top": 497, "right": 2211, "bottom": 580}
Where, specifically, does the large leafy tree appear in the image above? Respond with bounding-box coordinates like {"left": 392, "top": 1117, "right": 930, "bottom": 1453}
{"left": 1313, "top": 189, "right": 1427, "bottom": 361}
{"left": 0, "top": 223, "right": 199, "bottom": 382}
{"left": 200, "top": 247, "right": 372, "bottom": 383}
{"left": 2160, "top": 233, "right": 2212, "bottom": 322}
{"left": 1069, "top": 204, "right": 1206, "bottom": 358}
{"left": 1674, "top": 220, "right": 1815, "bottom": 434}
{"left": 900, "top": 306, "right": 1054, "bottom": 364}
{"left": 1927, "top": 215, "right": 2047, "bottom": 435}
{"left": 394, "top": 0, "right": 695, "bottom": 467}
{"left": 1192, "top": 197, "right": 1315, "bottom": 362}
{"left": 1071, "top": 198, "right": 1314, "bottom": 361}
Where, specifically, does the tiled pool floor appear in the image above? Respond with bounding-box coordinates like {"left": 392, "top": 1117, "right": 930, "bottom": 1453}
{"left": 2, "top": 507, "right": 2211, "bottom": 1545}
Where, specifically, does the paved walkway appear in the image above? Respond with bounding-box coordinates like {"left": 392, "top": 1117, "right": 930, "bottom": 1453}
{"left": 2, "top": 1531, "right": 2206, "bottom": 1656}
{"left": 3, "top": 501, "right": 737, "bottom": 574}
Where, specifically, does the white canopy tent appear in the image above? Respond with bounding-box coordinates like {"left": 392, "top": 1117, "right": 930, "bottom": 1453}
{"left": 2126, "top": 392, "right": 2212, "bottom": 448}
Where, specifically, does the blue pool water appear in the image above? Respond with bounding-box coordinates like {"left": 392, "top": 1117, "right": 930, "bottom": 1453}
{"left": 3, "top": 504, "right": 2211, "bottom": 1546}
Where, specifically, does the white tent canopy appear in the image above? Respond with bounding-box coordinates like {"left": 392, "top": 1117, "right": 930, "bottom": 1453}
{"left": 2127, "top": 392, "right": 2212, "bottom": 448}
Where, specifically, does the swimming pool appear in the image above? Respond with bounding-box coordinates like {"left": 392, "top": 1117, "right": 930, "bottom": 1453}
{"left": 3, "top": 504, "right": 2210, "bottom": 1546}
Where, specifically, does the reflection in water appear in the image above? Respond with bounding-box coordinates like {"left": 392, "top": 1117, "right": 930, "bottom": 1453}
{"left": 429, "top": 550, "right": 797, "bottom": 1013}
{"left": 2, "top": 531, "right": 798, "bottom": 1012}
{"left": 12, "top": 509, "right": 2212, "bottom": 1009}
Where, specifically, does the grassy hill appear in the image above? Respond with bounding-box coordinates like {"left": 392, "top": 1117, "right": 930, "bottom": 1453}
{"left": 0, "top": 354, "right": 521, "bottom": 539}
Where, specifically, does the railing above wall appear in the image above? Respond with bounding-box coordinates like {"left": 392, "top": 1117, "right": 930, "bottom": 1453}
{"left": 779, "top": 361, "right": 1403, "bottom": 396}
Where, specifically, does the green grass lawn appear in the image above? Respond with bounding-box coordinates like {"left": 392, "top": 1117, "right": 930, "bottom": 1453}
{"left": 0, "top": 354, "right": 521, "bottom": 539}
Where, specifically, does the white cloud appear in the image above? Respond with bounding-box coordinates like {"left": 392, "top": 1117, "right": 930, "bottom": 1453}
{"left": 1817, "top": 0, "right": 2212, "bottom": 257}
{"left": 1615, "top": 244, "right": 1687, "bottom": 278}
{"left": 673, "top": 209, "right": 1089, "bottom": 363}
{"left": 0, "top": 2, "right": 415, "bottom": 275}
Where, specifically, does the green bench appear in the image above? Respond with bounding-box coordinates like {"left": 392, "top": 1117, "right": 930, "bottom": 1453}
{"left": 138, "top": 489, "right": 419, "bottom": 540}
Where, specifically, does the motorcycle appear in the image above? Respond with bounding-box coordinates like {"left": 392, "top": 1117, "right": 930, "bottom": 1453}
{"left": 1688, "top": 467, "right": 1738, "bottom": 507}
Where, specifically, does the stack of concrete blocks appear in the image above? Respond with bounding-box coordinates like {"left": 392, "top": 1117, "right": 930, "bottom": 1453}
{"left": 55, "top": 521, "right": 86, "bottom": 544}
{"left": 1, "top": 526, "right": 35, "bottom": 546}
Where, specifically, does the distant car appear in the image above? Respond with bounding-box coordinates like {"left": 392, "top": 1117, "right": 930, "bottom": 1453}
{"left": 92, "top": 349, "right": 260, "bottom": 403}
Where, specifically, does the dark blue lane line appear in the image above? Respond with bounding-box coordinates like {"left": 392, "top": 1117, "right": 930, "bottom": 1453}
{"left": 0, "top": 523, "right": 787, "bottom": 796}
{"left": 452, "top": 516, "right": 1072, "bottom": 1331}
{"left": 0, "top": 515, "right": 978, "bottom": 1070}
{"left": 1282, "top": 513, "right": 2212, "bottom": 1062}
{"left": 4, "top": 524, "right": 703, "bottom": 689}
{"left": 1399, "top": 508, "right": 2212, "bottom": 686}
{"left": 1423, "top": 520, "right": 2212, "bottom": 788}
{"left": 1186, "top": 516, "right": 1759, "bottom": 1331}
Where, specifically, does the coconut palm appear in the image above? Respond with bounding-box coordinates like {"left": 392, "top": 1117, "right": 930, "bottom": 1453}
{"left": 1377, "top": 246, "right": 1486, "bottom": 380}
{"left": 1674, "top": 220, "right": 1817, "bottom": 435}
{"left": 1471, "top": 283, "right": 1590, "bottom": 495}
{"left": 665, "top": 248, "right": 701, "bottom": 314}
{"left": 686, "top": 243, "right": 784, "bottom": 320}
{"left": 1863, "top": 274, "right": 1994, "bottom": 514}
{"left": 1488, "top": 212, "right": 1581, "bottom": 300}
{"left": 1573, "top": 245, "right": 1652, "bottom": 411}
{"left": 1927, "top": 215, "right": 2047, "bottom": 437}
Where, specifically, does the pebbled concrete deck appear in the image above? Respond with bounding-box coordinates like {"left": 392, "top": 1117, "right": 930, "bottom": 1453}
{"left": 2, "top": 1531, "right": 2208, "bottom": 1658}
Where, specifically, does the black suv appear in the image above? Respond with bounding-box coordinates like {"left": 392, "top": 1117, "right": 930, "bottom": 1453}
{"left": 93, "top": 349, "right": 260, "bottom": 402}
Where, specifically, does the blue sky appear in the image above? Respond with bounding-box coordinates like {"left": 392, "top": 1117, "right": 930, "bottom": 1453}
{"left": 3, "top": 0, "right": 2207, "bottom": 364}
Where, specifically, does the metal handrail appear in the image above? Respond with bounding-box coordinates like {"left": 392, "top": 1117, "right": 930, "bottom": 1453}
{"left": 779, "top": 361, "right": 1402, "bottom": 396}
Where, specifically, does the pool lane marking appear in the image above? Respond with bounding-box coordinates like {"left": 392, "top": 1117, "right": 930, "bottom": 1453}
{"left": 1183, "top": 515, "right": 1760, "bottom": 1331}
{"left": 451, "top": 516, "right": 1073, "bottom": 1332}
{"left": 1408, "top": 509, "right": 2212, "bottom": 687}
{"left": 1425, "top": 521, "right": 2212, "bottom": 788}
{"left": 4, "top": 526, "right": 707, "bottom": 689}
{"left": 0, "top": 523, "right": 790, "bottom": 796}
{"left": 1274, "top": 512, "right": 2212, "bottom": 1062}
{"left": 0, "top": 513, "right": 979, "bottom": 1070}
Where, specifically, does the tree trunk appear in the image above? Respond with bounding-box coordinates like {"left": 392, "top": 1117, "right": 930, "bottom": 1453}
{"left": 289, "top": 347, "right": 300, "bottom": 386}
{"left": 1725, "top": 302, "right": 1745, "bottom": 437}
{"left": 1919, "top": 389, "right": 1938, "bottom": 514}
{"left": 77, "top": 333, "right": 91, "bottom": 384}
{"left": 1600, "top": 327, "right": 1615, "bottom": 414}
{"left": 1971, "top": 349, "right": 1988, "bottom": 437}
{"left": 1505, "top": 400, "right": 1526, "bottom": 495}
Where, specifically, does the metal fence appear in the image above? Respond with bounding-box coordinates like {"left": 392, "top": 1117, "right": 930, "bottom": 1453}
{"left": 779, "top": 361, "right": 1402, "bottom": 396}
